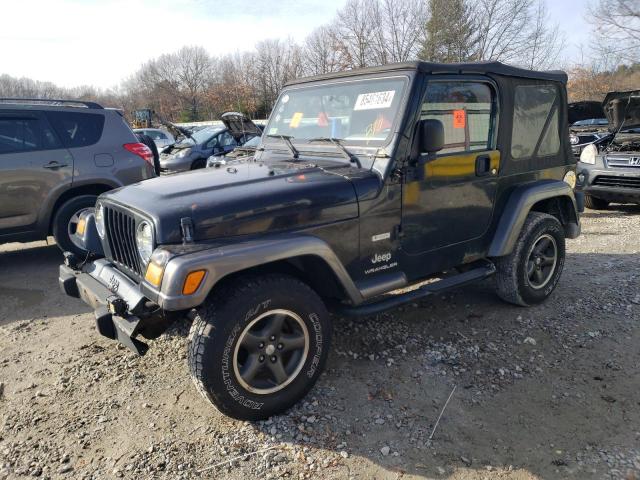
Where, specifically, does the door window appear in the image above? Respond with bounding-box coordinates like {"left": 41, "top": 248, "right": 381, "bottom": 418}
{"left": 511, "top": 85, "right": 560, "bottom": 159}
{"left": 421, "top": 81, "right": 495, "bottom": 155}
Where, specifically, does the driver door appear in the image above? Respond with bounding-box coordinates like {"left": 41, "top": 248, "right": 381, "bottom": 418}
{"left": 401, "top": 78, "right": 500, "bottom": 257}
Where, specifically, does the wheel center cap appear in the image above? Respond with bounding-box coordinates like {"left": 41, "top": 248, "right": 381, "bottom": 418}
{"left": 265, "top": 344, "right": 276, "bottom": 355}
{"left": 535, "top": 257, "right": 542, "bottom": 265}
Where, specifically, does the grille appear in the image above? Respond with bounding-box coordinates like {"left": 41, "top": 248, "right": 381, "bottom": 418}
{"left": 593, "top": 175, "right": 640, "bottom": 189}
{"left": 103, "top": 206, "right": 143, "bottom": 276}
{"left": 606, "top": 156, "right": 640, "bottom": 168}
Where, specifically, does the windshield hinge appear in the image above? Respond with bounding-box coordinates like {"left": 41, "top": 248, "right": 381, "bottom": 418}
{"left": 180, "top": 217, "right": 194, "bottom": 243}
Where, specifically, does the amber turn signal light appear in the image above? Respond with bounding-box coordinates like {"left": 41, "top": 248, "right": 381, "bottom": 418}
{"left": 183, "top": 270, "right": 206, "bottom": 295}
{"left": 145, "top": 262, "right": 164, "bottom": 287}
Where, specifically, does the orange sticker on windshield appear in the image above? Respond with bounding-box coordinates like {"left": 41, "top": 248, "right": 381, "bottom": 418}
{"left": 290, "top": 112, "right": 303, "bottom": 128}
{"left": 453, "top": 109, "right": 466, "bottom": 129}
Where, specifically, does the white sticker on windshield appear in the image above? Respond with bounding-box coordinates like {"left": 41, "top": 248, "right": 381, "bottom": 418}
{"left": 353, "top": 90, "right": 396, "bottom": 110}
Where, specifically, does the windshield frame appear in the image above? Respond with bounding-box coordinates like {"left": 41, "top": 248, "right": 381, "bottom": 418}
{"left": 262, "top": 74, "right": 412, "bottom": 169}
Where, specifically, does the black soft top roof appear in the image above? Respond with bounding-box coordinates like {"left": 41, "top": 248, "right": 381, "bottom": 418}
{"left": 285, "top": 61, "right": 567, "bottom": 87}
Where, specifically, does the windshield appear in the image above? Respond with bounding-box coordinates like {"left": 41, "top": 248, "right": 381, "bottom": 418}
{"left": 242, "top": 135, "right": 261, "bottom": 148}
{"left": 187, "top": 126, "right": 223, "bottom": 145}
{"left": 265, "top": 76, "right": 408, "bottom": 147}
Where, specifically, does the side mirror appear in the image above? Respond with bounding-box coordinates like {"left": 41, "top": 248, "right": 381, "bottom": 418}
{"left": 419, "top": 119, "right": 444, "bottom": 154}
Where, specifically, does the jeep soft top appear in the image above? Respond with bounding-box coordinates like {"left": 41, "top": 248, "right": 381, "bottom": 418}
{"left": 58, "top": 61, "right": 580, "bottom": 420}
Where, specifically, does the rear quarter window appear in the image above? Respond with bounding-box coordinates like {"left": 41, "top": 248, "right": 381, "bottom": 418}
{"left": 45, "top": 111, "right": 105, "bottom": 148}
{"left": 511, "top": 85, "right": 560, "bottom": 159}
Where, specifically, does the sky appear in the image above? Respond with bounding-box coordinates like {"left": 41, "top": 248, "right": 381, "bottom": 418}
{"left": 1, "top": 0, "right": 593, "bottom": 90}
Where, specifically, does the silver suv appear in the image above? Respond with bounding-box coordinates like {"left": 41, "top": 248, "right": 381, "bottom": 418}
{"left": 0, "top": 98, "right": 156, "bottom": 254}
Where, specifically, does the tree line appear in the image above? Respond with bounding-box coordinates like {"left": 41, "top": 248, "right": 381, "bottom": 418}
{"left": 1, "top": 0, "right": 638, "bottom": 122}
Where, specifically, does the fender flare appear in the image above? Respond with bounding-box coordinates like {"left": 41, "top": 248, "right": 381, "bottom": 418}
{"left": 488, "top": 180, "right": 580, "bottom": 257}
{"left": 154, "top": 235, "right": 363, "bottom": 311}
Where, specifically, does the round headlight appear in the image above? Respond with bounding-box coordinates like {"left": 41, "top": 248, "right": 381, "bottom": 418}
{"left": 569, "top": 134, "right": 579, "bottom": 145}
{"left": 563, "top": 171, "right": 577, "bottom": 189}
{"left": 579, "top": 144, "right": 597, "bottom": 165}
{"left": 136, "top": 221, "right": 154, "bottom": 263}
{"left": 95, "top": 202, "right": 105, "bottom": 239}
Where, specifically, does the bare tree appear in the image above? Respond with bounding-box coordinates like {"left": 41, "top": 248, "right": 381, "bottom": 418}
{"left": 332, "top": 0, "right": 379, "bottom": 69}
{"left": 255, "top": 38, "right": 304, "bottom": 115}
{"left": 588, "top": 0, "right": 640, "bottom": 63}
{"left": 522, "top": 1, "right": 563, "bottom": 69}
{"left": 303, "top": 26, "right": 343, "bottom": 76}
{"left": 373, "top": 0, "right": 428, "bottom": 63}
{"left": 471, "top": 0, "right": 563, "bottom": 69}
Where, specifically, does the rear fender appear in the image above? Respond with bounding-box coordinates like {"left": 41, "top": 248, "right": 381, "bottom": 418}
{"left": 489, "top": 180, "right": 580, "bottom": 257}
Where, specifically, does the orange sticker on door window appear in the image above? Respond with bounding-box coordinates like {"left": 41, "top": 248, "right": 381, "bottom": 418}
{"left": 290, "top": 112, "right": 303, "bottom": 128}
{"left": 453, "top": 109, "right": 466, "bottom": 129}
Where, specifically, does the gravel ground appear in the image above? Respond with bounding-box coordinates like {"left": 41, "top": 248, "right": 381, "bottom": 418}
{"left": 1, "top": 207, "right": 639, "bottom": 480}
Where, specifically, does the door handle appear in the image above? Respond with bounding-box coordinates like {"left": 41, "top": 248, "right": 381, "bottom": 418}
{"left": 475, "top": 155, "right": 492, "bottom": 177}
{"left": 43, "top": 161, "right": 68, "bottom": 169}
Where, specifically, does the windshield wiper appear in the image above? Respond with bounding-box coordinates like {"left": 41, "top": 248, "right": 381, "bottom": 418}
{"left": 266, "top": 134, "right": 299, "bottom": 159}
{"left": 308, "top": 137, "right": 362, "bottom": 168}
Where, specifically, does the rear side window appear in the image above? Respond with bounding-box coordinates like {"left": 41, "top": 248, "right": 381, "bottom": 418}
{"left": 421, "top": 81, "right": 495, "bottom": 155}
{"left": 0, "top": 117, "right": 61, "bottom": 153}
{"left": 46, "top": 111, "right": 105, "bottom": 148}
{"left": 511, "top": 85, "right": 560, "bottom": 159}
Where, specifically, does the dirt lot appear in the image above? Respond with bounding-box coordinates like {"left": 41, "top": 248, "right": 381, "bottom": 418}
{"left": 1, "top": 208, "right": 639, "bottom": 480}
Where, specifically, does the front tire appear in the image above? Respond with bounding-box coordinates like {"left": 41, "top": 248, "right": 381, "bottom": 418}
{"left": 584, "top": 195, "right": 609, "bottom": 210}
{"left": 188, "top": 274, "right": 331, "bottom": 420}
{"left": 495, "top": 212, "right": 565, "bottom": 306}
{"left": 52, "top": 195, "right": 98, "bottom": 256}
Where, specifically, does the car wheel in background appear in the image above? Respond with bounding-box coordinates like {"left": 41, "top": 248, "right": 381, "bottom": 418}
{"left": 52, "top": 195, "right": 98, "bottom": 256}
{"left": 584, "top": 195, "right": 609, "bottom": 210}
{"left": 191, "top": 159, "right": 206, "bottom": 170}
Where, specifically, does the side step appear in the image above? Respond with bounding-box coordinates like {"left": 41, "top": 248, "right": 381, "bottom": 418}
{"left": 335, "top": 261, "right": 496, "bottom": 317}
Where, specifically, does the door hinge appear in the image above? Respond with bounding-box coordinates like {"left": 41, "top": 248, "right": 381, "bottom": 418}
{"left": 392, "top": 224, "right": 404, "bottom": 240}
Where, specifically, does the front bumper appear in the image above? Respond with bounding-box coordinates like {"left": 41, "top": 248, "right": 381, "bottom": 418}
{"left": 159, "top": 153, "right": 193, "bottom": 174}
{"left": 59, "top": 259, "right": 170, "bottom": 355}
{"left": 577, "top": 162, "right": 640, "bottom": 203}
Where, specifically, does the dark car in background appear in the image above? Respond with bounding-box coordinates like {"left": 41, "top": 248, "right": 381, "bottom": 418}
{"left": 568, "top": 100, "right": 610, "bottom": 159}
{"left": 0, "top": 98, "right": 156, "bottom": 255}
{"left": 576, "top": 90, "right": 640, "bottom": 208}
{"left": 159, "top": 112, "right": 262, "bottom": 173}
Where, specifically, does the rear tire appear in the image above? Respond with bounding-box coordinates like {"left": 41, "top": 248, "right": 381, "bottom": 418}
{"left": 495, "top": 212, "right": 565, "bottom": 306}
{"left": 188, "top": 274, "right": 331, "bottom": 420}
{"left": 584, "top": 195, "right": 609, "bottom": 210}
{"left": 52, "top": 195, "right": 98, "bottom": 256}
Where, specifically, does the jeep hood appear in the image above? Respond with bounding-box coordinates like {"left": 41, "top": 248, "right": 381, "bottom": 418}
{"left": 102, "top": 161, "right": 377, "bottom": 243}
{"left": 603, "top": 90, "right": 640, "bottom": 131}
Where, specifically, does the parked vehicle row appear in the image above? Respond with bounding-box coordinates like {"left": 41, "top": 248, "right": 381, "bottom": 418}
{"left": 0, "top": 98, "right": 156, "bottom": 255}
{"left": 2, "top": 63, "right": 637, "bottom": 423}
{"left": 574, "top": 90, "right": 640, "bottom": 208}
{"left": 159, "top": 112, "right": 262, "bottom": 173}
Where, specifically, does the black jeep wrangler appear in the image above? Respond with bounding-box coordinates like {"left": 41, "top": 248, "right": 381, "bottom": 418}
{"left": 59, "top": 61, "right": 581, "bottom": 420}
